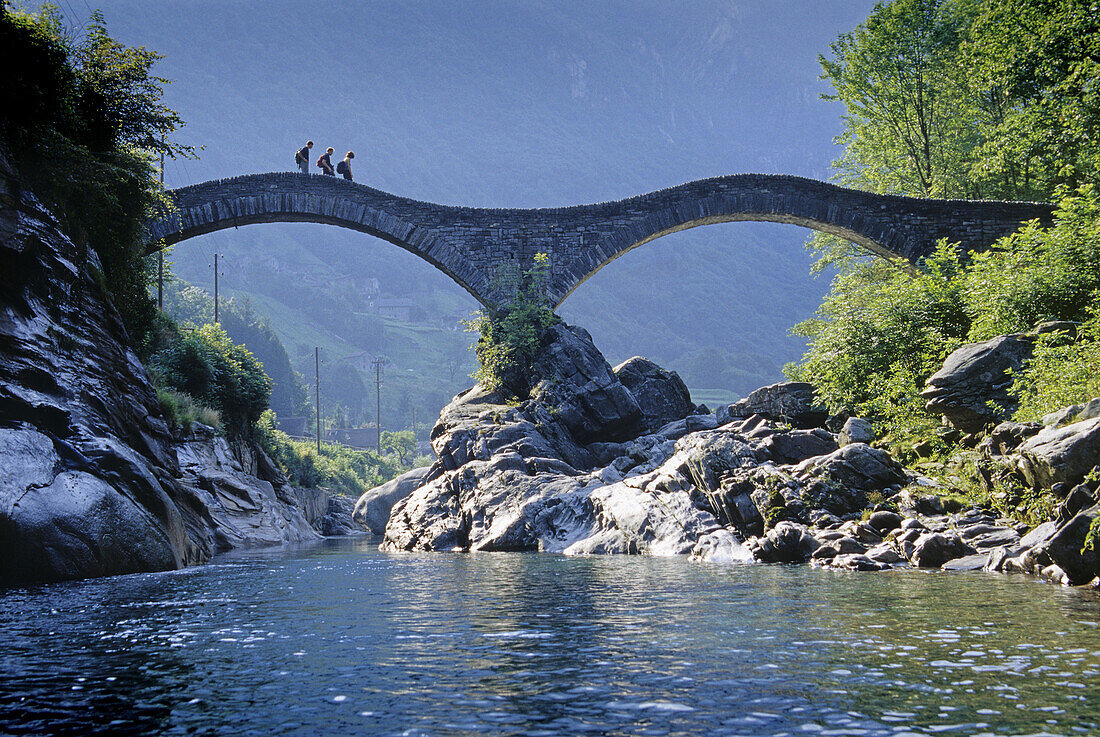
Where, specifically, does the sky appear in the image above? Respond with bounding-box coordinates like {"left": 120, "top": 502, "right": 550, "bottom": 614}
{"left": 37, "top": 0, "right": 883, "bottom": 403}
{"left": 46, "top": 0, "right": 878, "bottom": 205}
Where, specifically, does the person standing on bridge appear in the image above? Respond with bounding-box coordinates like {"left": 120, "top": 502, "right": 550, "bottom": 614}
{"left": 337, "top": 151, "right": 354, "bottom": 181}
{"left": 317, "top": 147, "right": 335, "bottom": 176}
{"left": 295, "top": 140, "right": 314, "bottom": 174}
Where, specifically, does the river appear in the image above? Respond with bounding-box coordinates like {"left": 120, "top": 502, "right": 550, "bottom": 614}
{"left": 0, "top": 537, "right": 1098, "bottom": 736}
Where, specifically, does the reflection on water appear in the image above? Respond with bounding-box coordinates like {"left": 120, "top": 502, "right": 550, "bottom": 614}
{"left": 0, "top": 537, "right": 1098, "bottom": 736}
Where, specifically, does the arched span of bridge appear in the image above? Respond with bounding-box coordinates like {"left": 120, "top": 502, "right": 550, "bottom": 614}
{"left": 147, "top": 172, "right": 1053, "bottom": 308}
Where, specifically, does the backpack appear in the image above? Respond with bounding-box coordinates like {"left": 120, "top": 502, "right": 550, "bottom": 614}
{"left": 316, "top": 155, "right": 326, "bottom": 169}
{"left": 336, "top": 159, "right": 348, "bottom": 175}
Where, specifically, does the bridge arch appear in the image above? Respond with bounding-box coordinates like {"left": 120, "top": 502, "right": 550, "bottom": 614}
{"left": 146, "top": 173, "right": 499, "bottom": 307}
{"left": 147, "top": 173, "right": 1053, "bottom": 309}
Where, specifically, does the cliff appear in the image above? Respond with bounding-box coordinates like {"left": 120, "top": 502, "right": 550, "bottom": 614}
{"left": 0, "top": 159, "right": 331, "bottom": 585}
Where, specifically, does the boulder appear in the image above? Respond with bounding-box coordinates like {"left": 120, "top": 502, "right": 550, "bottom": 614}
{"left": 794, "top": 443, "right": 908, "bottom": 516}
{"left": 613, "top": 356, "right": 693, "bottom": 434}
{"left": 1039, "top": 504, "right": 1100, "bottom": 585}
{"left": 1015, "top": 417, "right": 1100, "bottom": 489}
{"left": 353, "top": 465, "right": 437, "bottom": 534}
{"left": 894, "top": 488, "right": 945, "bottom": 516}
{"left": 910, "top": 532, "right": 976, "bottom": 568}
{"left": 1042, "top": 397, "right": 1100, "bottom": 428}
{"left": 920, "top": 334, "right": 1035, "bottom": 433}
{"left": 529, "top": 323, "right": 641, "bottom": 443}
{"left": 827, "top": 553, "right": 890, "bottom": 571}
{"left": 838, "top": 417, "right": 875, "bottom": 446}
{"left": 986, "top": 421, "right": 1042, "bottom": 455}
{"left": 722, "top": 382, "right": 827, "bottom": 429}
{"left": 867, "top": 510, "right": 903, "bottom": 534}
{"left": 761, "top": 428, "right": 838, "bottom": 464}
{"left": 690, "top": 529, "right": 755, "bottom": 563}
{"left": 746, "top": 522, "right": 820, "bottom": 563}
{"left": 942, "top": 553, "right": 990, "bottom": 571}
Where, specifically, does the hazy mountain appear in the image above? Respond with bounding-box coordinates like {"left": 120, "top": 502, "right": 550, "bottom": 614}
{"left": 55, "top": 0, "right": 876, "bottom": 424}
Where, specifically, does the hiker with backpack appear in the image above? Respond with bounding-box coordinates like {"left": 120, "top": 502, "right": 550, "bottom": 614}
{"left": 317, "top": 147, "right": 335, "bottom": 176}
{"left": 336, "top": 151, "right": 354, "bottom": 181}
{"left": 294, "top": 140, "right": 313, "bottom": 174}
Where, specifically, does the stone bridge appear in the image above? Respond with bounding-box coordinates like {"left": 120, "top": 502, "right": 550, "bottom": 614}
{"left": 147, "top": 172, "right": 1053, "bottom": 308}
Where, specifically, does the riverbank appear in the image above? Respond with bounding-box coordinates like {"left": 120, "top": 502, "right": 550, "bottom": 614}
{"left": 361, "top": 320, "right": 1100, "bottom": 588}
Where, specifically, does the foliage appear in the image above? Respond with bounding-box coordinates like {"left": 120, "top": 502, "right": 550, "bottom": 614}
{"left": 820, "top": 0, "right": 977, "bottom": 197}
{"left": 256, "top": 411, "right": 412, "bottom": 496}
{"left": 463, "top": 253, "right": 559, "bottom": 395}
{"left": 0, "top": 6, "right": 191, "bottom": 350}
{"left": 156, "top": 388, "right": 220, "bottom": 433}
{"left": 164, "top": 281, "right": 311, "bottom": 420}
{"left": 1083, "top": 516, "right": 1100, "bottom": 556}
{"left": 1012, "top": 313, "right": 1100, "bottom": 421}
{"left": 805, "top": 0, "right": 1100, "bottom": 450}
{"left": 380, "top": 430, "right": 416, "bottom": 466}
{"left": 790, "top": 187, "right": 1100, "bottom": 451}
{"left": 787, "top": 242, "right": 969, "bottom": 437}
{"left": 150, "top": 324, "right": 272, "bottom": 436}
{"left": 962, "top": 0, "right": 1100, "bottom": 198}
{"left": 819, "top": 0, "right": 1100, "bottom": 202}
{"left": 965, "top": 187, "right": 1100, "bottom": 340}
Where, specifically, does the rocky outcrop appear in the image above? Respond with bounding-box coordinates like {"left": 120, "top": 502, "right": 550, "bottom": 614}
{"left": 612, "top": 357, "right": 693, "bottom": 434}
{"left": 380, "top": 323, "right": 914, "bottom": 560}
{"left": 920, "top": 335, "right": 1035, "bottom": 433}
{"left": 0, "top": 161, "right": 325, "bottom": 584}
{"left": 367, "top": 313, "right": 1100, "bottom": 590}
{"left": 353, "top": 465, "right": 436, "bottom": 534}
{"left": 718, "top": 381, "right": 827, "bottom": 428}
{"left": 1015, "top": 416, "right": 1100, "bottom": 490}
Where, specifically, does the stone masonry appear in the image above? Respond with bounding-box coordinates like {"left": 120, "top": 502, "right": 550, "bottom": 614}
{"left": 147, "top": 172, "right": 1054, "bottom": 308}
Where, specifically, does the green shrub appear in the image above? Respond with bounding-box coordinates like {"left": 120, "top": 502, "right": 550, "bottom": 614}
{"left": 151, "top": 324, "right": 271, "bottom": 436}
{"left": 157, "top": 388, "right": 220, "bottom": 433}
{"left": 463, "top": 253, "right": 559, "bottom": 395}
{"left": 1012, "top": 312, "right": 1100, "bottom": 422}
{"left": 1, "top": 7, "right": 192, "bottom": 351}
{"left": 256, "top": 410, "right": 416, "bottom": 495}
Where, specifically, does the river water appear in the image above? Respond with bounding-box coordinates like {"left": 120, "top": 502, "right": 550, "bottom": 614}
{"left": 1, "top": 537, "right": 1098, "bottom": 737}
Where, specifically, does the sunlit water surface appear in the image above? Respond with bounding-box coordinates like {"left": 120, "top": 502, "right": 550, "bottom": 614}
{"left": 1, "top": 537, "right": 1099, "bottom": 736}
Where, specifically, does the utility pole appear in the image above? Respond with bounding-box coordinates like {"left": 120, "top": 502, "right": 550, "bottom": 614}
{"left": 158, "top": 151, "right": 164, "bottom": 310}
{"left": 213, "top": 252, "right": 220, "bottom": 324}
{"left": 371, "top": 357, "right": 384, "bottom": 451}
{"left": 411, "top": 406, "right": 416, "bottom": 439}
{"left": 315, "top": 347, "right": 321, "bottom": 454}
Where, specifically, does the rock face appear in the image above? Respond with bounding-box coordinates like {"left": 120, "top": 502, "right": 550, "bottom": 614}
{"left": 1015, "top": 417, "right": 1100, "bottom": 489}
{"left": 612, "top": 357, "right": 693, "bottom": 434}
{"left": 380, "top": 323, "right": 910, "bottom": 560}
{"left": 0, "top": 161, "right": 324, "bottom": 584}
{"left": 920, "top": 335, "right": 1035, "bottom": 433}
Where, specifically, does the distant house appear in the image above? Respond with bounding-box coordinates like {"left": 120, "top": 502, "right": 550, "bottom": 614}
{"left": 375, "top": 298, "right": 416, "bottom": 322}
{"left": 342, "top": 350, "right": 377, "bottom": 374}
{"left": 276, "top": 415, "right": 309, "bottom": 436}
{"left": 327, "top": 426, "right": 378, "bottom": 448}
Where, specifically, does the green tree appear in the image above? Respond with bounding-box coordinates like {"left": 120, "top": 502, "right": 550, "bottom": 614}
{"left": 380, "top": 430, "right": 416, "bottom": 466}
{"left": 788, "top": 243, "right": 969, "bottom": 430}
{"left": 152, "top": 324, "right": 272, "bottom": 436}
{"left": 820, "top": 0, "right": 979, "bottom": 197}
{"left": 0, "top": 6, "right": 192, "bottom": 351}
{"left": 962, "top": 0, "right": 1100, "bottom": 198}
